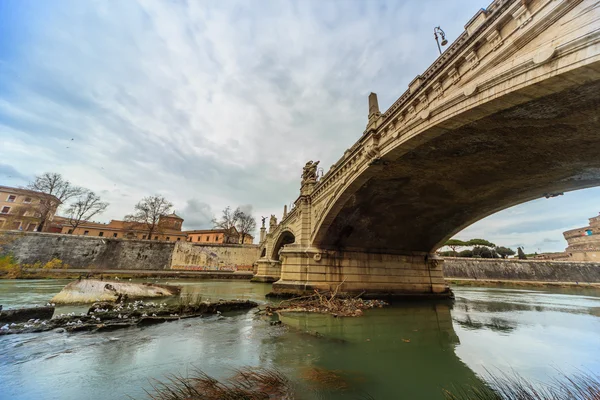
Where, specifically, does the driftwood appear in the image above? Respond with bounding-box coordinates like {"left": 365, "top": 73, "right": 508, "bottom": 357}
{"left": 262, "top": 281, "right": 387, "bottom": 317}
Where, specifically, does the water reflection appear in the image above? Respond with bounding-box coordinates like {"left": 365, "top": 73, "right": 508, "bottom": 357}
{"left": 276, "top": 303, "right": 480, "bottom": 399}
{"left": 1, "top": 282, "right": 600, "bottom": 400}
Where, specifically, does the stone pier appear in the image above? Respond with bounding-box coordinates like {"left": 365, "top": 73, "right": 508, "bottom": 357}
{"left": 271, "top": 246, "right": 449, "bottom": 297}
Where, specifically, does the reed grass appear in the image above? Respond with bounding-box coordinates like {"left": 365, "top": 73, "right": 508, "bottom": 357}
{"left": 444, "top": 370, "right": 600, "bottom": 400}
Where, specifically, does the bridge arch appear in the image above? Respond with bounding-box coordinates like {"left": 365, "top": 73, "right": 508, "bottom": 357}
{"left": 312, "top": 75, "right": 600, "bottom": 254}
{"left": 271, "top": 229, "right": 295, "bottom": 260}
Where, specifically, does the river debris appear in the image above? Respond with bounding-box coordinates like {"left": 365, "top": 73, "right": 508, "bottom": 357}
{"left": 262, "top": 289, "right": 388, "bottom": 317}
{"left": 50, "top": 279, "right": 181, "bottom": 304}
{"left": 0, "top": 305, "right": 54, "bottom": 323}
{"left": 145, "top": 368, "right": 293, "bottom": 400}
{"left": 0, "top": 299, "right": 257, "bottom": 336}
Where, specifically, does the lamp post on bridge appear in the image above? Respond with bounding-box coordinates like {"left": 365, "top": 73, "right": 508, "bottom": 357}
{"left": 434, "top": 26, "right": 448, "bottom": 55}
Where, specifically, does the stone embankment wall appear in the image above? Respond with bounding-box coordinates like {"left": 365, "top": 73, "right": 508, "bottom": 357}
{"left": 1, "top": 231, "right": 175, "bottom": 270}
{"left": 171, "top": 242, "right": 260, "bottom": 271}
{"left": 444, "top": 257, "right": 600, "bottom": 283}
{"left": 0, "top": 232, "right": 260, "bottom": 271}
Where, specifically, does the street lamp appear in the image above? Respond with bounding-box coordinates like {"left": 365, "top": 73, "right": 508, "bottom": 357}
{"left": 434, "top": 26, "right": 448, "bottom": 55}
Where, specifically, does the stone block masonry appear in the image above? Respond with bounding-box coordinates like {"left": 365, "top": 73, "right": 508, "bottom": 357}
{"left": 444, "top": 257, "right": 600, "bottom": 283}
{"left": 171, "top": 242, "right": 260, "bottom": 271}
{"left": 0, "top": 232, "right": 260, "bottom": 272}
{"left": 1, "top": 231, "right": 175, "bottom": 270}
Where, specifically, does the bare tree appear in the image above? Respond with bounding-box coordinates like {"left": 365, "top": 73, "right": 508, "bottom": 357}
{"left": 236, "top": 210, "right": 256, "bottom": 244}
{"left": 212, "top": 206, "right": 240, "bottom": 243}
{"left": 124, "top": 195, "right": 173, "bottom": 240}
{"left": 66, "top": 191, "right": 109, "bottom": 233}
{"left": 27, "top": 172, "right": 84, "bottom": 232}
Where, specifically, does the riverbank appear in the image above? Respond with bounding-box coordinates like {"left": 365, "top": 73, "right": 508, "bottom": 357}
{"left": 446, "top": 278, "right": 600, "bottom": 289}
{"left": 0, "top": 268, "right": 254, "bottom": 280}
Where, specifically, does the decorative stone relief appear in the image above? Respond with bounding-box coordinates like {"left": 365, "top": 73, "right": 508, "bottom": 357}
{"left": 364, "top": 132, "right": 381, "bottom": 164}
{"left": 419, "top": 93, "right": 429, "bottom": 108}
{"left": 449, "top": 67, "right": 461, "bottom": 84}
{"left": 433, "top": 81, "right": 443, "bottom": 99}
{"left": 486, "top": 29, "right": 503, "bottom": 51}
{"left": 513, "top": 4, "right": 532, "bottom": 28}
{"left": 466, "top": 50, "right": 480, "bottom": 70}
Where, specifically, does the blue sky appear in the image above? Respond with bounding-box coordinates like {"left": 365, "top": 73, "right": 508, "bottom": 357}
{"left": 0, "top": 0, "right": 598, "bottom": 252}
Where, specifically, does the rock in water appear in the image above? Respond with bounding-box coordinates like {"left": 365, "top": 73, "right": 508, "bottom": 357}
{"left": 51, "top": 279, "right": 181, "bottom": 304}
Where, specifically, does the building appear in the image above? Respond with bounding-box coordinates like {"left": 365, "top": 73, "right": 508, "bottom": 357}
{"left": 59, "top": 213, "right": 187, "bottom": 241}
{"left": 563, "top": 213, "right": 600, "bottom": 261}
{"left": 0, "top": 185, "right": 60, "bottom": 232}
{"left": 185, "top": 227, "right": 254, "bottom": 244}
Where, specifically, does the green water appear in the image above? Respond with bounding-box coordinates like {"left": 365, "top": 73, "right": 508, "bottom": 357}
{"left": 1, "top": 280, "right": 600, "bottom": 399}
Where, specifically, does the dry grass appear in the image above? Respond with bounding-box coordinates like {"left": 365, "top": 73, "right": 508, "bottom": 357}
{"left": 144, "top": 368, "right": 292, "bottom": 400}
{"left": 444, "top": 371, "right": 600, "bottom": 400}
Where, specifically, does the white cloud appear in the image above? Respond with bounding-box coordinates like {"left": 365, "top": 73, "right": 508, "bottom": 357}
{"left": 1, "top": 0, "right": 599, "bottom": 251}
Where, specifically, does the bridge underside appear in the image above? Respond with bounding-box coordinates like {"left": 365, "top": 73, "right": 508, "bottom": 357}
{"left": 318, "top": 78, "right": 600, "bottom": 254}
{"left": 271, "top": 71, "right": 600, "bottom": 297}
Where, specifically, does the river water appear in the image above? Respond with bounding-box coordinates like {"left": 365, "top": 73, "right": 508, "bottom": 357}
{"left": 1, "top": 279, "right": 600, "bottom": 399}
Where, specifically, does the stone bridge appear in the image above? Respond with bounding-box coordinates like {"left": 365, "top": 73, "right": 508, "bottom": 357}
{"left": 254, "top": 0, "right": 600, "bottom": 297}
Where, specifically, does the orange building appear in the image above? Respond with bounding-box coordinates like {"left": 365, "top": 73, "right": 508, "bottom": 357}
{"left": 60, "top": 213, "right": 187, "bottom": 241}
{"left": 0, "top": 185, "right": 60, "bottom": 232}
{"left": 185, "top": 227, "right": 254, "bottom": 244}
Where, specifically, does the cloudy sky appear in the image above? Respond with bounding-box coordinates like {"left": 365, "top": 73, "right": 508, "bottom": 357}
{"left": 0, "top": 0, "right": 598, "bottom": 252}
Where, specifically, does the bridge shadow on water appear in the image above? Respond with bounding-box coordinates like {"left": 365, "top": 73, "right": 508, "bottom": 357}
{"left": 275, "top": 301, "right": 482, "bottom": 400}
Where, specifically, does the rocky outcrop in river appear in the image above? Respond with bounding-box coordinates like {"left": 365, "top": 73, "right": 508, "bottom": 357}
{"left": 50, "top": 279, "right": 181, "bottom": 304}
{"left": 0, "top": 299, "right": 258, "bottom": 335}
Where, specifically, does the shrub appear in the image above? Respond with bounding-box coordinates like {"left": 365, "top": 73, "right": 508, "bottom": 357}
{"left": 42, "top": 258, "right": 69, "bottom": 269}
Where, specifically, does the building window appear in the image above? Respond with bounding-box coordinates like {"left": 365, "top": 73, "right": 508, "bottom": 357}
{"left": 177, "top": 238, "right": 181, "bottom": 241}
{"left": 68, "top": 229, "right": 73, "bottom": 234}
{"left": 23, "top": 197, "right": 32, "bottom": 204}
{"left": 154, "top": 236, "right": 158, "bottom": 240}
{"left": 26, "top": 223, "right": 36, "bottom": 232}
{"left": 197, "top": 236, "right": 200, "bottom": 242}
{"left": 99, "top": 232, "right": 104, "bottom": 237}
{"left": 6, "top": 195, "right": 16, "bottom": 202}
{"left": 83, "top": 230, "right": 89, "bottom": 235}
{"left": 206, "top": 236, "right": 209, "bottom": 242}
{"left": 166, "top": 237, "right": 170, "bottom": 241}
{"left": 113, "top": 233, "right": 118, "bottom": 238}
{"left": 1, "top": 206, "right": 10, "bottom": 214}
{"left": 215, "top": 236, "right": 218, "bottom": 241}
{"left": 11, "top": 221, "right": 22, "bottom": 230}
{"left": 142, "top": 235, "right": 147, "bottom": 240}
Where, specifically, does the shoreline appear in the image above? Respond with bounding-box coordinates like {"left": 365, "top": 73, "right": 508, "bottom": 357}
{"left": 0, "top": 268, "right": 255, "bottom": 280}
{"left": 446, "top": 278, "right": 600, "bottom": 289}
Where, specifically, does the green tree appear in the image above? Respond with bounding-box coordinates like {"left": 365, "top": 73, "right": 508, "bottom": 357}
{"left": 458, "top": 249, "right": 473, "bottom": 258}
{"left": 467, "top": 238, "right": 496, "bottom": 248}
{"left": 472, "top": 246, "right": 498, "bottom": 258}
{"left": 496, "top": 246, "right": 516, "bottom": 259}
{"left": 517, "top": 247, "right": 527, "bottom": 260}
{"left": 444, "top": 239, "right": 467, "bottom": 256}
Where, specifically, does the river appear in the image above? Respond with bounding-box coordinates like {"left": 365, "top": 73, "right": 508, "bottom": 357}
{"left": 1, "top": 279, "right": 599, "bottom": 399}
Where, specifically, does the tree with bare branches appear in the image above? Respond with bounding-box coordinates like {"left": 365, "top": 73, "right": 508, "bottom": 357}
{"left": 66, "top": 191, "right": 109, "bottom": 233}
{"left": 124, "top": 195, "right": 173, "bottom": 240}
{"left": 212, "top": 206, "right": 240, "bottom": 244}
{"left": 26, "top": 172, "right": 84, "bottom": 232}
{"left": 236, "top": 210, "right": 256, "bottom": 244}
